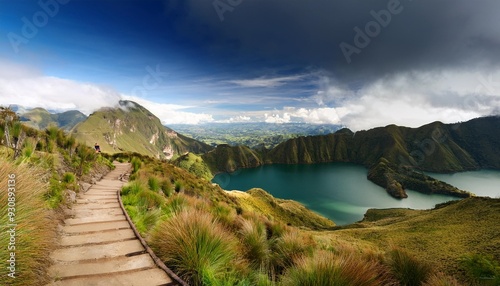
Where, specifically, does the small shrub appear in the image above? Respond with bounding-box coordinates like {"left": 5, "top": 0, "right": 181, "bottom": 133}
{"left": 150, "top": 210, "right": 245, "bottom": 285}
{"left": 387, "top": 248, "right": 433, "bottom": 286}
{"left": 460, "top": 253, "right": 500, "bottom": 285}
{"left": 21, "top": 137, "right": 36, "bottom": 160}
{"left": 62, "top": 172, "right": 76, "bottom": 184}
{"left": 131, "top": 157, "right": 141, "bottom": 173}
{"left": 281, "top": 250, "right": 392, "bottom": 286}
{"left": 164, "top": 194, "right": 188, "bottom": 215}
{"left": 133, "top": 208, "right": 162, "bottom": 234}
{"left": 148, "top": 176, "right": 160, "bottom": 192}
{"left": 160, "top": 179, "right": 172, "bottom": 197}
{"left": 121, "top": 181, "right": 146, "bottom": 196}
{"left": 45, "top": 176, "right": 64, "bottom": 209}
{"left": 273, "top": 229, "right": 313, "bottom": 270}
{"left": 422, "top": 273, "right": 464, "bottom": 286}
{"left": 239, "top": 218, "right": 271, "bottom": 270}
{"left": 137, "top": 190, "right": 164, "bottom": 210}
{"left": 174, "top": 181, "right": 183, "bottom": 193}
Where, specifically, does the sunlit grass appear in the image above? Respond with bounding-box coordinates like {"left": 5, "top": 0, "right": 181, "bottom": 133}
{"left": 150, "top": 209, "right": 247, "bottom": 285}
{"left": 0, "top": 159, "right": 57, "bottom": 286}
{"left": 387, "top": 248, "right": 433, "bottom": 286}
{"left": 281, "top": 250, "right": 394, "bottom": 286}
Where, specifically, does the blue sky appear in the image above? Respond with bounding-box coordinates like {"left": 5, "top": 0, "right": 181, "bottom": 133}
{"left": 1, "top": 0, "right": 500, "bottom": 129}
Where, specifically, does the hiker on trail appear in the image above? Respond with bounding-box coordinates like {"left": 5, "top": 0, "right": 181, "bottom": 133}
{"left": 94, "top": 143, "right": 101, "bottom": 153}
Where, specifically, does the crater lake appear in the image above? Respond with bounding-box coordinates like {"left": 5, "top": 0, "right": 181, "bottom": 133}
{"left": 213, "top": 163, "right": 500, "bottom": 225}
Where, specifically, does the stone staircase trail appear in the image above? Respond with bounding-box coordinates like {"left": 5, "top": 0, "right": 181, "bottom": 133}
{"left": 47, "top": 162, "right": 181, "bottom": 286}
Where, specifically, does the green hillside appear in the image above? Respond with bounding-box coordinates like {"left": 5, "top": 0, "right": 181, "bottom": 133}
{"left": 202, "top": 144, "right": 264, "bottom": 173}
{"left": 330, "top": 197, "right": 500, "bottom": 283}
{"left": 118, "top": 152, "right": 500, "bottom": 285}
{"left": 71, "top": 100, "right": 212, "bottom": 159}
{"left": 19, "top": 108, "right": 86, "bottom": 131}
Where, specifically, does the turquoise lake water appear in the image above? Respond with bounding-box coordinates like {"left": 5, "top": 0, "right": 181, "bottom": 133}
{"left": 213, "top": 163, "right": 500, "bottom": 225}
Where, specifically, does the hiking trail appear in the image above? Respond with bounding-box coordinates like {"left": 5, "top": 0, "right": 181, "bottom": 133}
{"left": 47, "top": 162, "right": 181, "bottom": 286}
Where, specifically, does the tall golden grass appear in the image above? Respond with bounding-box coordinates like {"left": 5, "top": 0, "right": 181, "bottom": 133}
{"left": 0, "top": 158, "right": 57, "bottom": 285}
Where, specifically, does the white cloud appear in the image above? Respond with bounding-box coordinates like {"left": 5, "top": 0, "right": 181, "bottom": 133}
{"left": 0, "top": 74, "right": 121, "bottom": 115}
{"left": 318, "top": 69, "right": 500, "bottom": 130}
{"left": 261, "top": 107, "right": 342, "bottom": 124}
{"left": 264, "top": 112, "right": 291, "bottom": 124}
{"left": 0, "top": 60, "right": 215, "bottom": 125}
{"left": 226, "top": 75, "right": 305, "bottom": 88}
{"left": 226, "top": 115, "right": 252, "bottom": 123}
{"left": 121, "top": 96, "right": 214, "bottom": 125}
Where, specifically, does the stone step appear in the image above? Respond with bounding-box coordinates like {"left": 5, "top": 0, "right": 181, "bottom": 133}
{"left": 47, "top": 268, "right": 172, "bottom": 286}
{"left": 64, "top": 215, "right": 126, "bottom": 226}
{"left": 48, "top": 253, "right": 155, "bottom": 278}
{"left": 63, "top": 221, "right": 130, "bottom": 234}
{"left": 50, "top": 240, "right": 145, "bottom": 262}
{"left": 60, "top": 228, "right": 136, "bottom": 246}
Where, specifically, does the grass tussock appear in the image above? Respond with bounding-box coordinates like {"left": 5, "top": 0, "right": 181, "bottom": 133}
{"left": 422, "top": 273, "right": 464, "bottom": 286}
{"left": 387, "top": 248, "right": 433, "bottom": 286}
{"left": 0, "top": 159, "right": 57, "bottom": 286}
{"left": 460, "top": 253, "right": 500, "bottom": 285}
{"left": 281, "top": 250, "right": 394, "bottom": 286}
{"left": 150, "top": 209, "right": 246, "bottom": 285}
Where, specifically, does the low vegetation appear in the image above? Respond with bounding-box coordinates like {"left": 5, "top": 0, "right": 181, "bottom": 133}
{"left": 119, "top": 152, "right": 499, "bottom": 285}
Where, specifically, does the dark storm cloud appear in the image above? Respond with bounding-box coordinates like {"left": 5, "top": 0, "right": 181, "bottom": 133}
{"left": 174, "top": 0, "right": 500, "bottom": 83}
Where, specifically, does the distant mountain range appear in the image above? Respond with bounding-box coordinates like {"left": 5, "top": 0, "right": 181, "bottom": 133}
{"left": 11, "top": 102, "right": 500, "bottom": 199}
{"left": 17, "top": 107, "right": 87, "bottom": 131}
{"left": 203, "top": 116, "right": 500, "bottom": 199}
{"left": 71, "top": 100, "right": 212, "bottom": 159}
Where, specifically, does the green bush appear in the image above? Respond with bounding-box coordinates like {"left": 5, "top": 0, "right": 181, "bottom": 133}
{"left": 148, "top": 176, "right": 160, "bottom": 192}
{"left": 150, "top": 210, "right": 245, "bottom": 285}
{"left": 174, "top": 181, "right": 183, "bottom": 193}
{"left": 461, "top": 253, "right": 500, "bottom": 285}
{"left": 239, "top": 218, "right": 271, "bottom": 270}
{"left": 422, "top": 273, "right": 464, "bottom": 286}
{"left": 281, "top": 250, "right": 391, "bottom": 286}
{"left": 121, "top": 181, "right": 146, "bottom": 196}
{"left": 387, "top": 248, "right": 433, "bottom": 286}
{"left": 45, "top": 176, "right": 64, "bottom": 209}
{"left": 160, "top": 179, "right": 172, "bottom": 197}
{"left": 131, "top": 157, "right": 141, "bottom": 173}
{"left": 62, "top": 172, "right": 76, "bottom": 183}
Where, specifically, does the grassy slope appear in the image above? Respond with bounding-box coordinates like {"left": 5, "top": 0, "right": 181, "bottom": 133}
{"left": 120, "top": 153, "right": 500, "bottom": 284}
{"left": 171, "top": 152, "right": 213, "bottom": 181}
{"left": 326, "top": 197, "right": 500, "bottom": 279}
{"left": 227, "top": 188, "right": 335, "bottom": 228}
{"left": 202, "top": 144, "right": 263, "bottom": 173}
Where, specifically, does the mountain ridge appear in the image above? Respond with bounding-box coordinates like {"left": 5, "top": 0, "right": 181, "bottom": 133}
{"left": 204, "top": 116, "right": 500, "bottom": 199}
{"left": 71, "top": 100, "right": 213, "bottom": 159}
{"left": 18, "top": 107, "right": 87, "bottom": 131}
